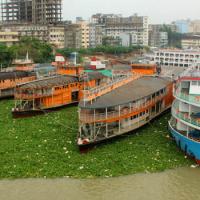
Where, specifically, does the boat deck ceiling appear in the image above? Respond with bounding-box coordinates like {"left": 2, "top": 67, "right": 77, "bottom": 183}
{"left": 0, "top": 71, "right": 33, "bottom": 81}
{"left": 19, "top": 75, "right": 79, "bottom": 89}
{"left": 79, "top": 76, "right": 172, "bottom": 109}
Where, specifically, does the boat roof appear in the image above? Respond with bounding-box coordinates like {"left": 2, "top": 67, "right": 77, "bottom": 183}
{"left": 0, "top": 71, "right": 34, "bottom": 81}
{"left": 79, "top": 76, "right": 171, "bottom": 109}
{"left": 18, "top": 75, "right": 79, "bottom": 89}
{"left": 18, "top": 71, "right": 106, "bottom": 89}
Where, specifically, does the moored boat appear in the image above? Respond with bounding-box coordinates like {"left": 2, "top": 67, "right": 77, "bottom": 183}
{"left": 12, "top": 71, "right": 108, "bottom": 117}
{"left": 0, "top": 71, "right": 36, "bottom": 99}
{"left": 168, "top": 63, "right": 200, "bottom": 164}
{"left": 77, "top": 72, "right": 174, "bottom": 147}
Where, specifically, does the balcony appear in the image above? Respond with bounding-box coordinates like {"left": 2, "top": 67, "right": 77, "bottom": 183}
{"left": 174, "top": 89, "right": 200, "bottom": 106}
{"left": 172, "top": 101, "right": 200, "bottom": 129}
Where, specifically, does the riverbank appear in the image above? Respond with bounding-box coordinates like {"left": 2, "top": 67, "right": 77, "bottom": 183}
{"left": 0, "top": 100, "right": 194, "bottom": 179}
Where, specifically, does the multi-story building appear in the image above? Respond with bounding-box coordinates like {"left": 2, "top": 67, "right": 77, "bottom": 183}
{"left": 0, "top": 24, "right": 66, "bottom": 48}
{"left": 181, "top": 35, "right": 200, "bottom": 49}
{"left": 147, "top": 49, "right": 200, "bottom": 67}
{"left": 189, "top": 20, "right": 200, "bottom": 34}
{"left": 48, "top": 26, "right": 65, "bottom": 48}
{"left": 0, "top": 29, "right": 19, "bottom": 46}
{"left": 90, "top": 13, "right": 149, "bottom": 46}
{"left": 64, "top": 24, "right": 82, "bottom": 49}
{"left": 173, "top": 20, "right": 190, "bottom": 33}
{"left": 148, "top": 24, "right": 168, "bottom": 48}
{"left": 1, "top": 0, "right": 62, "bottom": 25}
{"left": 89, "top": 24, "right": 103, "bottom": 48}
{"left": 76, "top": 20, "right": 90, "bottom": 48}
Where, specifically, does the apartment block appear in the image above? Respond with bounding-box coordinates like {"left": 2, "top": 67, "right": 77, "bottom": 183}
{"left": 181, "top": 35, "right": 200, "bottom": 49}
{"left": 90, "top": 13, "right": 149, "bottom": 46}
{"left": 0, "top": 30, "right": 19, "bottom": 46}
{"left": 1, "top": 0, "right": 62, "bottom": 25}
{"left": 64, "top": 24, "right": 82, "bottom": 49}
{"left": 147, "top": 49, "right": 200, "bottom": 67}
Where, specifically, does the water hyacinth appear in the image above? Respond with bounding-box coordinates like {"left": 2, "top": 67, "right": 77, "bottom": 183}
{"left": 0, "top": 100, "right": 195, "bottom": 179}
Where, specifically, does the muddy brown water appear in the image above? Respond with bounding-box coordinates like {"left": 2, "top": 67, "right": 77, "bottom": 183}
{"left": 0, "top": 167, "right": 199, "bottom": 200}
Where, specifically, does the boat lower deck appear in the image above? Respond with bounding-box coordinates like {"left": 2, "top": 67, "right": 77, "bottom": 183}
{"left": 78, "top": 106, "right": 171, "bottom": 147}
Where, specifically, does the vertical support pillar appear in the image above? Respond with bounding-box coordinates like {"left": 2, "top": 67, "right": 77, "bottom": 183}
{"left": 118, "top": 105, "right": 121, "bottom": 133}
{"left": 129, "top": 103, "right": 132, "bottom": 127}
{"left": 93, "top": 109, "right": 96, "bottom": 139}
{"left": 33, "top": 89, "right": 35, "bottom": 110}
{"left": 78, "top": 108, "right": 82, "bottom": 138}
{"left": 187, "top": 126, "right": 189, "bottom": 138}
{"left": 106, "top": 108, "right": 108, "bottom": 137}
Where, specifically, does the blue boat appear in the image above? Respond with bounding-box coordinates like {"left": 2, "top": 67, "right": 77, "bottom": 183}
{"left": 168, "top": 64, "right": 200, "bottom": 164}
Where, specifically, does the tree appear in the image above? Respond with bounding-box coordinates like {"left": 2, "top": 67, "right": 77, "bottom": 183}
{"left": 0, "top": 43, "right": 13, "bottom": 68}
{"left": 9, "top": 37, "right": 53, "bottom": 63}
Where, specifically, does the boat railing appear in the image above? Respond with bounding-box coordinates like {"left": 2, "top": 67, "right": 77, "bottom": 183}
{"left": 172, "top": 101, "right": 200, "bottom": 128}
{"left": 82, "top": 73, "right": 141, "bottom": 102}
{"left": 80, "top": 94, "right": 165, "bottom": 123}
{"left": 14, "top": 93, "right": 51, "bottom": 100}
{"left": 174, "top": 89, "right": 200, "bottom": 105}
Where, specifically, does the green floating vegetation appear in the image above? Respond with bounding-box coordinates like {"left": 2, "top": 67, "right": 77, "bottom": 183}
{"left": 0, "top": 100, "right": 194, "bottom": 179}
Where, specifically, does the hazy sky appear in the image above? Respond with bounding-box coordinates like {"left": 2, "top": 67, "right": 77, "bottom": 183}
{"left": 63, "top": 0, "right": 199, "bottom": 23}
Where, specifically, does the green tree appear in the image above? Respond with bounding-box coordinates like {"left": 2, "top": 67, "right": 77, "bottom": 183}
{"left": 0, "top": 43, "right": 13, "bottom": 68}
{"left": 9, "top": 37, "right": 53, "bottom": 63}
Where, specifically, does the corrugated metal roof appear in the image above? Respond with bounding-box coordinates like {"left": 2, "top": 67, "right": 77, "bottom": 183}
{"left": 19, "top": 75, "right": 79, "bottom": 89}
{"left": 0, "top": 71, "right": 34, "bottom": 81}
{"left": 79, "top": 76, "right": 171, "bottom": 109}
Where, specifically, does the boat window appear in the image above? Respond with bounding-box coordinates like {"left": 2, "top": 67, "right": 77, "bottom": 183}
{"left": 192, "top": 81, "right": 198, "bottom": 86}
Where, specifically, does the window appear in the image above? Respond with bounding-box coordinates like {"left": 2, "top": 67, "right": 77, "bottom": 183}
{"left": 192, "top": 81, "right": 198, "bottom": 86}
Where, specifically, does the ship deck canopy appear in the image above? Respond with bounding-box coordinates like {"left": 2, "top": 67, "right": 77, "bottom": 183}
{"left": 0, "top": 71, "right": 33, "bottom": 81}
{"left": 79, "top": 76, "right": 171, "bottom": 109}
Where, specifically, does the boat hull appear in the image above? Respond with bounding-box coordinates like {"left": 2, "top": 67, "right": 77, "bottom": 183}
{"left": 12, "top": 101, "right": 78, "bottom": 118}
{"left": 168, "top": 121, "right": 200, "bottom": 164}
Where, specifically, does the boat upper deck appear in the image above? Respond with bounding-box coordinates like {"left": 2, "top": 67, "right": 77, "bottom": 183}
{"left": 79, "top": 76, "right": 171, "bottom": 109}
{"left": 0, "top": 71, "right": 34, "bottom": 81}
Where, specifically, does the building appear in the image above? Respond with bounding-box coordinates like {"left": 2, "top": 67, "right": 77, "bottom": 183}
{"left": 48, "top": 26, "right": 65, "bottom": 48}
{"left": 76, "top": 20, "right": 90, "bottom": 48}
{"left": 0, "top": 24, "right": 66, "bottom": 48}
{"left": 90, "top": 13, "right": 149, "bottom": 46}
{"left": 181, "top": 35, "right": 200, "bottom": 49}
{"left": 89, "top": 24, "right": 103, "bottom": 48}
{"left": 64, "top": 24, "right": 82, "bottom": 49}
{"left": 0, "top": 29, "right": 19, "bottom": 46}
{"left": 189, "top": 20, "right": 200, "bottom": 34}
{"left": 148, "top": 25, "right": 168, "bottom": 48}
{"left": 1, "top": 0, "right": 62, "bottom": 25}
{"left": 147, "top": 49, "right": 200, "bottom": 67}
{"left": 102, "top": 36, "right": 121, "bottom": 46}
{"left": 174, "top": 20, "right": 190, "bottom": 33}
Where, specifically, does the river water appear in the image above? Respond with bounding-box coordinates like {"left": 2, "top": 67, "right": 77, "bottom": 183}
{"left": 0, "top": 167, "right": 199, "bottom": 200}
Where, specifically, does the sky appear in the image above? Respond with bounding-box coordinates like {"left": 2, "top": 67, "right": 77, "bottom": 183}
{"left": 63, "top": 0, "right": 200, "bottom": 24}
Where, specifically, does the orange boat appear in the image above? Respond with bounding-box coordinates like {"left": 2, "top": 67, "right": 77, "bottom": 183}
{"left": 12, "top": 71, "right": 108, "bottom": 117}
{"left": 0, "top": 71, "right": 36, "bottom": 99}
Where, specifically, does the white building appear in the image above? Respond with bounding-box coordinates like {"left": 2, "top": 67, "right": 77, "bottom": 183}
{"left": 147, "top": 49, "right": 200, "bottom": 67}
